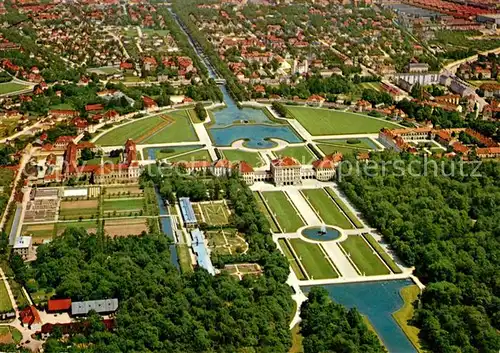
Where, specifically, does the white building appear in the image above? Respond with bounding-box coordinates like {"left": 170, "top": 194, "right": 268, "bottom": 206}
{"left": 13, "top": 236, "right": 33, "bottom": 260}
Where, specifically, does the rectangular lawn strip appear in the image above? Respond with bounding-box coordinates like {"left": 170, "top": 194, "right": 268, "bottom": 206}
{"left": 177, "top": 244, "right": 193, "bottom": 273}
{"left": 95, "top": 115, "right": 167, "bottom": 146}
{"left": 221, "top": 149, "right": 264, "bottom": 167}
{"left": 393, "top": 285, "right": 423, "bottom": 352}
{"left": 317, "top": 143, "right": 370, "bottom": 157}
{"left": 301, "top": 189, "right": 353, "bottom": 229}
{"left": 315, "top": 137, "right": 378, "bottom": 150}
{"left": 278, "top": 238, "right": 307, "bottom": 280}
{"left": 274, "top": 145, "right": 317, "bottom": 164}
{"left": 59, "top": 208, "right": 98, "bottom": 220}
{"left": 146, "top": 146, "right": 201, "bottom": 160}
{"left": 84, "top": 156, "right": 121, "bottom": 165}
{"left": 288, "top": 238, "right": 338, "bottom": 279}
{"left": 363, "top": 233, "right": 402, "bottom": 274}
{"left": 261, "top": 191, "right": 304, "bottom": 233}
{"left": 168, "top": 149, "right": 212, "bottom": 162}
{"left": 142, "top": 110, "right": 198, "bottom": 144}
{"left": 339, "top": 235, "right": 390, "bottom": 276}
{"left": 103, "top": 198, "right": 144, "bottom": 211}
{"left": 325, "top": 188, "right": 364, "bottom": 228}
{"left": 0, "top": 82, "right": 28, "bottom": 95}
{"left": 0, "top": 281, "right": 13, "bottom": 313}
{"left": 21, "top": 224, "right": 55, "bottom": 242}
{"left": 253, "top": 192, "right": 280, "bottom": 233}
{"left": 286, "top": 106, "right": 400, "bottom": 135}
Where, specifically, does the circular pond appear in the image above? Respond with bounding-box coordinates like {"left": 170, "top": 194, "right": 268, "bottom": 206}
{"left": 301, "top": 226, "right": 341, "bottom": 241}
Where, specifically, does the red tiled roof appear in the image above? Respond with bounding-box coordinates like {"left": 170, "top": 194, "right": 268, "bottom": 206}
{"left": 85, "top": 104, "right": 104, "bottom": 112}
{"left": 48, "top": 299, "right": 72, "bottom": 312}
{"left": 235, "top": 161, "right": 254, "bottom": 173}
{"left": 271, "top": 156, "right": 300, "bottom": 167}
{"left": 20, "top": 306, "right": 41, "bottom": 325}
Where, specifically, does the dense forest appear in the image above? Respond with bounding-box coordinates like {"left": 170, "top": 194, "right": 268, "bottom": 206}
{"left": 338, "top": 152, "right": 500, "bottom": 353}
{"left": 300, "top": 287, "right": 385, "bottom": 353}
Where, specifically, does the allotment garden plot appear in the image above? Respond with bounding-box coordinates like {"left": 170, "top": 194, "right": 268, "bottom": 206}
{"left": 59, "top": 199, "right": 99, "bottom": 221}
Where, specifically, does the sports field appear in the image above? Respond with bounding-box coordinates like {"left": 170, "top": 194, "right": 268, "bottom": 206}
{"left": 301, "top": 189, "right": 353, "bottom": 229}
{"left": 253, "top": 192, "right": 280, "bottom": 233}
{"left": 199, "top": 202, "right": 230, "bottom": 225}
{"left": 221, "top": 150, "right": 264, "bottom": 167}
{"left": 287, "top": 106, "right": 400, "bottom": 135}
{"left": 103, "top": 198, "right": 144, "bottom": 212}
{"left": 0, "top": 281, "right": 13, "bottom": 313}
{"left": 261, "top": 191, "right": 304, "bottom": 232}
{"left": 288, "top": 238, "right": 338, "bottom": 279}
{"left": 339, "top": 235, "right": 390, "bottom": 276}
{"left": 0, "top": 82, "right": 28, "bottom": 95}
{"left": 278, "top": 238, "right": 307, "bottom": 280}
{"left": 274, "top": 145, "right": 317, "bottom": 164}
{"left": 325, "top": 188, "right": 364, "bottom": 228}
{"left": 95, "top": 110, "right": 197, "bottom": 146}
{"left": 169, "top": 149, "right": 212, "bottom": 162}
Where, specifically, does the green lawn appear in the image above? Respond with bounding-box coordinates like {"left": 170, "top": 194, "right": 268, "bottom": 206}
{"left": 317, "top": 143, "right": 370, "bottom": 157}
{"left": 340, "top": 235, "right": 390, "bottom": 276}
{"left": 169, "top": 149, "right": 212, "bottom": 162}
{"left": 95, "top": 110, "right": 197, "bottom": 146}
{"left": 324, "top": 188, "right": 364, "bottom": 228}
{"left": 103, "top": 198, "right": 144, "bottom": 211}
{"left": 59, "top": 208, "right": 98, "bottom": 220}
{"left": 358, "top": 82, "right": 382, "bottom": 91}
{"left": 0, "top": 281, "right": 13, "bottom": 313}
{"left": 275, "top": 145, "right": 317, "bottom": 164}
{"left": 363, "top": 233, "right": 402, "bottom": 274}
{"left": 199, "top": 202, "right": 230, "bottom": 226}
{"left": 56, "top": 221, "right": 99, "bottom": 234}
{"left": 316, "top": 137, "right": 378, "bottom": 150}
{"left": 0, "top": 82, "right": 28, "bottom": 95}
{"left": 222, "top": 150, "right": 264, "bottom": 167}
{"left": 177, "top": 244, "right": 193, "bottom": 273}
{"left": 261, "top": 191, "right": 304, "bottom": 233}
{"left": 287, "top": 106, "right": 400, "bottom": 135}
{"left": 146, "top": 146, "right": 202, "bottom": 160}
{"left": 278, "top": 238, "right": 307, "bottom": 280}
{"left": 393, "top": 285, "right": 423, "bottom": 352}
{"left": 289, "top": 239, "right": 338, "bottom": 279}
{"left": 253, "top": 192, "right": 280, "bottom": 233}
{"left": 301, "top": 189, "right": 353, "bottom": 229}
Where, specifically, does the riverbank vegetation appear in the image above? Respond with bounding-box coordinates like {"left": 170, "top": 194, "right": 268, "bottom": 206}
{"left": 338, "top": 152, "right": 500, "bottom": 352}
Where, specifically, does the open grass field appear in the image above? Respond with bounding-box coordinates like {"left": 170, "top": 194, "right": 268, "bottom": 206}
{"left": 340, "top": 235, "right": 390, "bottom": 276}
{"left": 104, "top": 185, "right": 143, "bottom": 197}
{"left": 301, "top": 189, "right": 353, "bottom": 229}
{"left": 261, "top": 191, "right": 304, "bottom": 233}
{"left": 85, "top": 156, "right": 120, "bottom": 165}
{"left": 221, "top": 149, "right": 264, "bottom": 167}
{"left": 289, "top": 239, "right": 338, "bottom": 279}
{"left": 316, "top": 137, "right": 378, "bottom": 150}
{"left": 278, "top": 238, "right": 307, "bottom": 280}
{"left": 199, "top": 201, "right": 230, "bottom": 226}
{"left": 253, "top": 192, "right": 280, "bottom": 233}
{"left": 0, "top": 281, "right": 13, "bottom": 313}
{"left": 146, "top": 146, "right": 201, "bottom": 160}
{"left": 393, "top": 285, "right": 423, "bottom": 352}
{"left": 169, "top": 149, "right": 212, "bottom": 162}
{"left": 103, "top": 218, "right": 148, "bottom": 237}
{"left": 317, "top": 143, "right": 370, "bottom": 157}
{"left": 95, "top": 110, "right": 197, "bottom": 146}
{"left": 325, "top": 188, "right": 364, "bottom": 228}
{"left": 22, "top": 223, "right": 55, "bottom": 244}
{"left": 103, "top": 198, "right": 144, "bottom": 212}
{"left": 0, "top": 326, "right": 22, "bottom": 344}
{"left": 358, "top": 82, "right": 382, "bottom": 91}
{"left": 275, "top": 145, "right": 317, "bottom": 164}
{"left": 287, "top": 106, "right": 400, "bottom": 135}
{"left": 206, "top": 229, "right": 248, "bottom": 255}
{"left": 0, "top": 82, "right": 29, "bottom": 95}
{"left": 363, "top": 233, "right": 402, "bottom": 274}
{"left": 49, "top": 103, "right": 75, "bottom": 110}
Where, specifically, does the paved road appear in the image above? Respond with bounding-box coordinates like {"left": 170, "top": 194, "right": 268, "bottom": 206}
{"left": 286, "top": 189, "right": 321, "bottom": 226}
